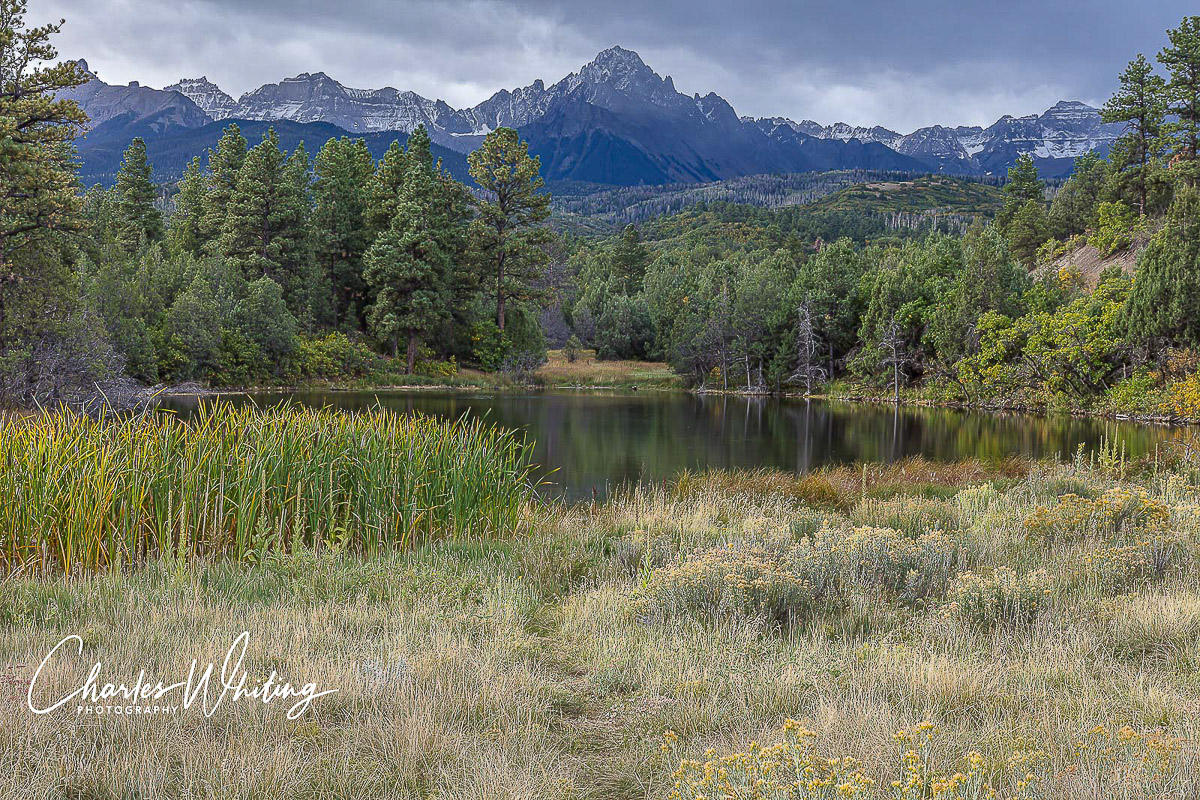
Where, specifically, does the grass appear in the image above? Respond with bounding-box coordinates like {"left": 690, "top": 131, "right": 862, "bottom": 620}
{"left": 535, "top": 349, "right": 681, "bottom": 389}
{"left": 4, "top": 441, "right": 1200, "bottom": 797}
{"left": 0, "top": 404, "right": 537, "bottom": 573}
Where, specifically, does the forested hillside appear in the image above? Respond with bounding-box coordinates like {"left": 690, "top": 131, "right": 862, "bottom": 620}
{"left": 553, "top": 17, "right": 1200, "bottom": 418}
{"left": 5, "top": 2, "right": 1200, "bottom": 422}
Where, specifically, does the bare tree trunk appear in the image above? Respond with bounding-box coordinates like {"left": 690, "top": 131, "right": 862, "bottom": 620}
{"left": 405, "top": 332, "right": 418, "bottom": 375}
{"left": 496, "top": 252, "right": 507, "bottom": 331}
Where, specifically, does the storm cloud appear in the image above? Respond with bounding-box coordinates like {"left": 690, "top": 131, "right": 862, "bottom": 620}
{"left": 41, "top": 0, "right": 1195, "bottom": 133}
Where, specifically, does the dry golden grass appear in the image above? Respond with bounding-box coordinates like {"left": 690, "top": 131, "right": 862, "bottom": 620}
{"left": 535, "top": 349, "right": 680, "bottom": 388}
{"left": 3, "top": 456, "right": 1200, "bottom": 797}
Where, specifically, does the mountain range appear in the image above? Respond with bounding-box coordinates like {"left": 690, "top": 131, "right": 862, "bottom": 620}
{"left": 63, "top": 48, "right": 1122, "bottom": 187}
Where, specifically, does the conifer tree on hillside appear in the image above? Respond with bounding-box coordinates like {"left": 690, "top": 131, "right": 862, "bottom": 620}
{"left": 467, "top": 127, "right": 551, "bottom": 332}
{"left": 997, "top": 155, "right": 1048, "bottom": 267}
{"left": 313, "top": 136, "right": 375, "bottom": 330}
{"left": 362, "top": 126, "right": 453, "bottom": 372}
{"left": 200, "top": 123, "right": 248, "bottom": 252}
{"left": 1124, "top": 184, "right": 1200, "bottom": 353}
{"left": 610, "top": 223, "right": 649, "bottom": 294}
{"left": 114, "top": 137, "right": 162, "bottom": 253}
{"left": 1102, "top": 54, "right": 1168, "bottom": 215}
{"left": 1160, "top": 16, "right": 1200, "bottom": 184}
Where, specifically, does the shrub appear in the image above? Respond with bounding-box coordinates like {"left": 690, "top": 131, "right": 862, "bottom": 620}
{"left": 1025, "top": 488, "right": 1171, "bottom": 543}
{"left": 564, "top": 334, "right": 582, "bottom": 363}
{"left": 501, "top": 349, "right": 548, "bottom": 383}
{"left": 470, "top": 318, "right": 509, "bottom": 371}
{"left": 1171, "top": 371, "right": 1200, "bottom": 418}
{"left": 1088, "top": 201, "right": 1135, "bottom": 256}
{"left": 1077, "top": 532, "right": 1185, "bottom": 592}
{"left": 850, "top": 496, "right": 961, "bottom": 537}
{"left": 833, "top": 527, "right": 964, "bottom": 604}
{"left": 1103, "top": 369, "right": 1172, "bottom": 416}
{"left": 295, "top": 332, "right": 382, "bottom": 381}
{"left": 948, "top": 567, "right": 1054, "bottom": 627}
{"left": 637, "top": 542, "right": 818, "bottom": 624}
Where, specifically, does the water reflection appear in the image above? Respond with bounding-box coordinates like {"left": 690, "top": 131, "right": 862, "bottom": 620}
{"left": 159, "top": 391, "right": 1179, "bottom": 501}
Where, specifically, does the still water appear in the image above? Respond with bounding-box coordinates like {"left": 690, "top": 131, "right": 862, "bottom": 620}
{"left": 160, "top": 390, "right": 1178, "bottom": 500}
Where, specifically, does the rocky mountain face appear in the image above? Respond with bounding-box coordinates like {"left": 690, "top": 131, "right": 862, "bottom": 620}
{"left": 768, "top": 99, "right": 1122, "bottom": 177}
{"left": 64, "top": 60, "right": 211, "bottom": 132}
{"left": 163, "top": 77, "right": 237, "bottom": 119}
{"left": 66, "top": 49, "right": 1122, "bottom": 186}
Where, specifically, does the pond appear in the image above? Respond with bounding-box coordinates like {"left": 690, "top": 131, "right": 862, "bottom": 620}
{"left": 159, "top": 390, "right": 1179, "bottom": 500}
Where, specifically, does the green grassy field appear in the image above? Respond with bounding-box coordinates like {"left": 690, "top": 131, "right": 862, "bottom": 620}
{"left": 3, "top": 413, "right": 1200, "bottom": 797}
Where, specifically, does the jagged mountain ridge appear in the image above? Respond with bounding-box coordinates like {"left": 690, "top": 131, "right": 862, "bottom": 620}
{"left": 770, "top": 100, "right": 1121, "bottom": 176}
{"left": 66, "top": 60, "right": 210, "bottom": 133}
{"left": 67, "top": 48, "right": 1120, "bottom": 186}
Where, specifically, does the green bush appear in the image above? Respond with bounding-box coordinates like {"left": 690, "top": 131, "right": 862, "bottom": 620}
{"left": 470, "top": 319, "right": 509, "bottom": 371}
{"left": 295, "top": 332, "right": 384, "bottom": 381}
{"left": 1088, "top": 201, "right": 1135, "bottom": 256}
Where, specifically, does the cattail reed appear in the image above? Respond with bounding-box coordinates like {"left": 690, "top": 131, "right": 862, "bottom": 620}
{"left": 0, "top": 403, "right": 537, "bottom": 573}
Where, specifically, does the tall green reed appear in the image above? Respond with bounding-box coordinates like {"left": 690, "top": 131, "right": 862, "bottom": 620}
{"left": 0, "top": 403, "right": 537, "bottom": 573}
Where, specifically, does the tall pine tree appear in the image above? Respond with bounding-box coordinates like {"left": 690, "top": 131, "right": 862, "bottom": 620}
{"left": 219, "top": 129, "right": 311, "bottom": 315}
{"left": 997, "top": 155, "right": 1047, "bottom": 266}
{"left": 114, "top": 137, "right": 162, "bottom": 253}
{"left": 0, "top": 0, "right": 87, "bottom": 337}
{"left": 1102, "top": 54, "right": 1168, "bottom": 214}
{"left": 1124, "top": 184, "right": 1200, "bottom": 352}
{"left": 1160, "top": 16, "right": 1200, "bottom": 180}
{"left": 201, "top": 123, "right": 247, "bottom": 252}
{"left": 313, "top": 136, "right": 375, "bottom": 330}
{"left": 467, "top": 127, "right": 551, "bottom": 332}
{"left": 167, "top": 156, "right": 206, "bottom": 257}
{"left": 363, "top": 126, "right": 453, "bottom": 372}
{"left": 365, "top": 139, "right": 408, "bottom": 236}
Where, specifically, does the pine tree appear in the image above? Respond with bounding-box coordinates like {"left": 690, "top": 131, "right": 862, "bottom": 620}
{"left": 997, "top": 155, "right": 1047, "bottom": 265}
{"left": 0, "top": 0, "right": 88, "bottom": 336}
{"left": 1102, "top": 54, "right": 1168, "bottom": 214}
{"left": 365, "top": 139, "right": 408, "bottom": 236}
{"left": 467, "top": 127, "right": 551, "bottom": 331}
{"left": 168, "top": 157, "right": 206, "bottom": 257}
{"left": 282, "top": 141, "right": 319, "bottom": 323}
{"left": 1160, "top": 16, "right": 1200, "bottom": 179}
{"left": 219, "top": 129, "right": 311, "bottom": 314}
{"left": 200, "top": 123, "right": 247, "bottom": 252}
{"left": 1124, "top": 184, "right": 1200, "bottom": 352}
{"left": 1048, "top": 152, "right": 1108, "bottom": 237}
{"left": 997, "top": 154, "right": 1044, "bottom": 231}
{"left": 114, "top": 137, "right": 162, "bottom": 252}
{"left": 1007, "top": 199, "right": 1049, "bottom": 267}
{"left": 363, "top": 126, "right": 453, "bottom": 372}
{"left": 610, "top": 223, "right": 649, "bottom": 293}
{"left": 313, "top": 136, "right": 375, "bottom": 330}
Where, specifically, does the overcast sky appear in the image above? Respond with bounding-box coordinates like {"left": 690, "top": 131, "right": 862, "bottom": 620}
{"left": 42, "top": 0, "right": 1195, "bottom": 133}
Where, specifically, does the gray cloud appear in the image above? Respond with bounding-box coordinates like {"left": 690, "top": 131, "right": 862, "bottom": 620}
{"left": 42, "top": 0, "right": 1196, "bottom": 132}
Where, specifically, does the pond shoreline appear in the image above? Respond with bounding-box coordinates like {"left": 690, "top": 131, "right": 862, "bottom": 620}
{"left": 149, "top": 379, "right": 1196, "bottom": 429}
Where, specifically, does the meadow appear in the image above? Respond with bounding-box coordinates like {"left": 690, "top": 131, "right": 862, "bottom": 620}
{"left": 2, "top": 407, "right": 1200, "bottom": 798}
